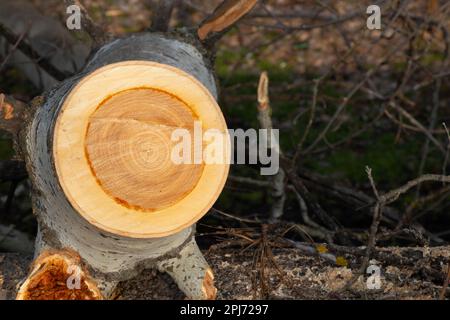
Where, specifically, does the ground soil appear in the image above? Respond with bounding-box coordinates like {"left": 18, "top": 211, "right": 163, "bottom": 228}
{"left": 1, "top": 245, "right": 449, "bottom": 300}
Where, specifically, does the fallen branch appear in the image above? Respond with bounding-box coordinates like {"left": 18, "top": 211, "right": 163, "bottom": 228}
{"left": 390, "top": 102, "right": 445, "bottom": 154}
{"left": 381, "top": 174, "right": 450, "bottom": 205}
{"left": 343, "top": 170, "right": 450, "bottom": 290}
{"left": 281, "top": 156, "right": 339, "bottom": 232}
{"left": 288, "top": 185, "right": 330, "bottom": 240}
{"left": 0, "top": 24, "right": 29, "bottom": 73}
{"left": 0, "top": 22, "right": 70, "bottom": 81}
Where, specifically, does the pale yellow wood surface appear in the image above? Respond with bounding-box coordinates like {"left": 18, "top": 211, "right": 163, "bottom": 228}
{"left": 85, "top": 88, "right": 204, "bottom": 211}
{"left": 54, "top": 61, "right": 230, "bottom": 238}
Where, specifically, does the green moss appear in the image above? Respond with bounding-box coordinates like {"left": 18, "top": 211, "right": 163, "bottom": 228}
{"left": 421, "top": 52, "right": 447, "bottom": 65}
{"left": 306, "top": 132, "right": 421, "bottom": 185}
{"left": 215, "top": 46, "right": 430, "bottom": 193}
{"left": 0, "top": 139, "right": 14, "bottom": 159}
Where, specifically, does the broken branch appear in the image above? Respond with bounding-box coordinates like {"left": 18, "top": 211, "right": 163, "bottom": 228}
{"left": 0, "top": 94, "right": 29, "bottom": 138}
{"left": 257, "top": 72, "right": 286, "bottom": 220}
{"left": 197, "top": 0, "right": 258, "bottom": 42}
{"left": 281, "top": 156, "right": 339, "bottom": 232}
{"left": 150, "top": 0, "right": 177, "bottom": 32}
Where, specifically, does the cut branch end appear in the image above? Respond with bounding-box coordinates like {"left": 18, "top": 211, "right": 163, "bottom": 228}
{"left": 197, "top": 0, "right": 258, "bottom": 42}
{"left": 17, "top": 249, "right": 103, "bottom": 300}
{"left": 202, "top": 268, "right": 217, "bottom": 300}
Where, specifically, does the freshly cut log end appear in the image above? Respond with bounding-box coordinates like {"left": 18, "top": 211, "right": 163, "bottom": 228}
{"left": 53, "top": 60, "right": 230, "bottom": 238}
{"left": 16, "top": 249, "right": 103, "bottom": 300}
{"left": 85, "top": 88, "right": 204, "bottom": 211}
{"left": 202, "top": 268, "right": 217, "bottom": 300}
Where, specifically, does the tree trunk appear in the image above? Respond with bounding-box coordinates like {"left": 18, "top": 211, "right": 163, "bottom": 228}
{"left": 16, "top": 32, "right": 228, "bottom": 300}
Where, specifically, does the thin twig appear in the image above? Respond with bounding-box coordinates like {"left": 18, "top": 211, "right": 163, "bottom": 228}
{"left": 442, "top": 122, "right": 450, "bottom": 178}
{"left": 361, "top": 167, "right": 383, "bottom": 273}
{"left": 416, "top": 79, "right": 441, "bottom": 196}
{"left": 293, "top": 78, "right": 320, "bottom": 163}
{"left": 390, "top": 102, "right": 445, "bottom": 154}
{"left": 0, "top": 24, "right": 29, "bottom": 73}
{"left": 0, "top": 22, "right": 70, "bottom": 81}
{"left": 365, "top": 166, "right": 380, "bottom": 200}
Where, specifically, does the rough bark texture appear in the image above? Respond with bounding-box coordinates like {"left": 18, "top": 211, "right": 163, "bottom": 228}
{"left": 2, "top": 245, "right": 449, "bottom": 300}
{"left": 19, "top": 32, "right": 219, "bottom": 299}
{"left": 158, "top": 238, "right": 217, "bottom": 300}
{"left": 84, "top": 32, "right": 217, "bottom": 97}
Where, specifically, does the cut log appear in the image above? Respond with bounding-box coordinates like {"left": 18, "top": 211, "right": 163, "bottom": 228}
{"left": 18, "top": 33, "right": 230, "bottom": 299}
{"left": 53, "top": 60, "right": 229, "bottom": 238}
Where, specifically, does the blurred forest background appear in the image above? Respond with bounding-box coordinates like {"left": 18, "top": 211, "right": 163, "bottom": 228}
{"left": 0, "top": 0, "right": 450, "bottom": 299}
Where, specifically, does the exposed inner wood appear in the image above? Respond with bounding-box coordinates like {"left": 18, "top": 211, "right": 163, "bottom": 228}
{"left": 16, "top": 249, "right": 103, "bottom": 300}
{"left": 198, "top": 0, "right": 258, "bottom": 41}
{"left": 85, "top": 88, "right": 204, "bottom": 211}
{"left": 0, "top": 93, "right": 29, "bottom": 137}
{"left": 202, "top": 268, "right": 217, "bottom": 300}
{"left": 53, "top": 61, "right": 229, "bottom": 238}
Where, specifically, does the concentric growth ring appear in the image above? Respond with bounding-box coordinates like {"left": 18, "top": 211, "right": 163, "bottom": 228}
{"left": 53, "top": 61, "right": 230, "bottom": 238}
